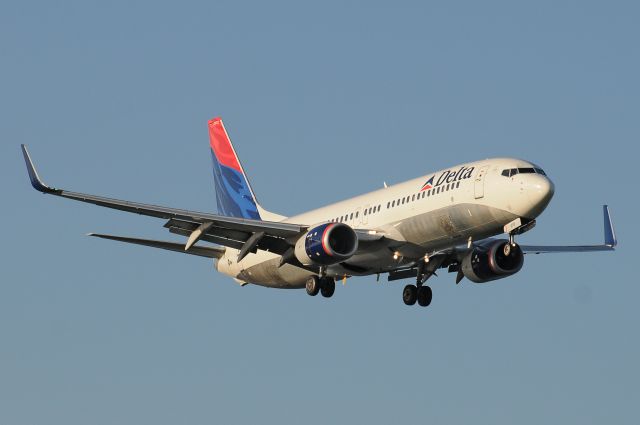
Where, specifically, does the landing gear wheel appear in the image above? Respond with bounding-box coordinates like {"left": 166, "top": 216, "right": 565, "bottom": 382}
{"left": 417, "top": 285, "right": 432, "bottom": 307}
{"left": 320, "top": 277, "right": 336, "bottom": 298}
{"left": 402, "top": 284, "right": 418, "bottom": 306}
{"left": 305, "top": 276, "right": 320, "bottom": 296}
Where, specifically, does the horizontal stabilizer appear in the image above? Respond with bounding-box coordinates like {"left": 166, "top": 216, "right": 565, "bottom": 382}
{"left": 88, "top": 233, "right": 226, "bottom": 259}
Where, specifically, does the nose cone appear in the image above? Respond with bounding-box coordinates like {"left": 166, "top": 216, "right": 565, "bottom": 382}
{"left": 526, "top": 175, "right": 555, "bottom": 217}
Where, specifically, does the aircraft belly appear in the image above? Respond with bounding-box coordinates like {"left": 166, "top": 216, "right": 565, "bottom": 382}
{"left": 237, "top": 259, "right": 310, "bottom": 289}
{"left": 219, "top": 204, "right": 518, "bottom": 285}
{"left": 393, "top": 203, "right": 517, "bottom": 251}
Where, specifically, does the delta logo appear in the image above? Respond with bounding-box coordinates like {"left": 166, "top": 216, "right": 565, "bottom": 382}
{"left": 420, "top": 166, "right": 475, "bottom": 191}
{"left": 420, "top": 175, "right": 435, "bottom": 191}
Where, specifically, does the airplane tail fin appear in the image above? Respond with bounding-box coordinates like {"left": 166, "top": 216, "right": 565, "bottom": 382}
{"left": 208, "top": 118, "right": 286, "bottom": 221}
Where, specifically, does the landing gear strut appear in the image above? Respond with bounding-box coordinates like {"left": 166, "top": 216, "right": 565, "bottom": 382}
{"left": 504, "top": 232, "right": 517, "bottom": 256}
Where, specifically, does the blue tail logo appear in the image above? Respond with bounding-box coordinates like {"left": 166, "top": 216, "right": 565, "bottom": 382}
{"left": 208, "top": 118, "right": 261, "bottom": 220}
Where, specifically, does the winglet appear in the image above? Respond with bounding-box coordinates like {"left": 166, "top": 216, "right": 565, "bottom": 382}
{"left": 603, "top": 205, "right": 617, "bottom": 247}
{"left": 21, "top": 144, "right": 57, "bottom": 193}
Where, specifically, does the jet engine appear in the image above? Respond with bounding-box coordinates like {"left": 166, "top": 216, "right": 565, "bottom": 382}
{"left": 294, "top": 223, "right": 358, "bottom": 266}
{"left": 460, "top": 239, "right": 524, "bottom": 283}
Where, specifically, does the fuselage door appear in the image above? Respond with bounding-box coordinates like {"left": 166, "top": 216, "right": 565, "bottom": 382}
{"left": 474, "top": 166, "right": 489, "bottom": 199}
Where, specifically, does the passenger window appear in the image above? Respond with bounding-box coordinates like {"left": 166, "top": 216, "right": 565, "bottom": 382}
{"left": 356, "top": 212, "right": 359, "bottom": 218}
{"left": 387, "top": 202, "right": 390, "bottom": 209}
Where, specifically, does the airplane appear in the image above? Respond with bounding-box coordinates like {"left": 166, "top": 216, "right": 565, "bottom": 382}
{"left": 21, "top": 117, "right": 617, "bottom": 307}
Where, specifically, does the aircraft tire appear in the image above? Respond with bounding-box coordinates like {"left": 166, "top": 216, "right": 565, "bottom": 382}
{"left": 320, "top": 277, "right": 336, "bottom": 298}
{"left": 306, "top": 276, "right": 320, "bottom": 296}
{"left": 403, "top": 284, "right": 418, "bottom": 305}
{"left": 417, "top": 285, "right": 432, "bottom": 307}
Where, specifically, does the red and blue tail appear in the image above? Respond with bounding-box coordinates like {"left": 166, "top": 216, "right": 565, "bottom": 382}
{"left": 208, "top": 117, "right": 261, "bottom": 220}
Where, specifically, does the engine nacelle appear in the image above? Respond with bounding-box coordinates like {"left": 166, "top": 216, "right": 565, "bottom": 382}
{"left": 294, "top": 223, "right": 358, "bottom": 266}
{"left": 461, "top": 239, "right": 524, "bottom": 283}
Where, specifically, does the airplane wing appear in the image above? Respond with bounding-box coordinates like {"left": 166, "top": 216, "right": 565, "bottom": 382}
{"left": 520, "top": 205, "right": 617, "bottom": 254}
{"left": 21, "top": 145, "right": 307, "bottom": 258}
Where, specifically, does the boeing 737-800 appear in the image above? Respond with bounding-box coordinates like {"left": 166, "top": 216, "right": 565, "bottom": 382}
{"left": 21, "top": 118, "right": 617, "bottom": 307}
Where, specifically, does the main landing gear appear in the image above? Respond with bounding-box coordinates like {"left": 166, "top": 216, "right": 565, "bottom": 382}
{"left": 403, "top": 261, "right": 433, "bottom": 307}
{"left": 306, "top": 275, "right": 336, "bottom": 298}
{"left": 403, "top": 284, "right": 432, "bottom": 307}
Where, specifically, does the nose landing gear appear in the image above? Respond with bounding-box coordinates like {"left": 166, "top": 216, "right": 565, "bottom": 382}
{"left": 504, "top": 233, "right": 516, "bottom": 256}
{"left": 504, "top": 218, "right": 536, "bottom": 256}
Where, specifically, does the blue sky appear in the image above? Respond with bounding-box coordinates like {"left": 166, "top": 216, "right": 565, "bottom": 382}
{"left": 1, "top": 1, "right": 638, "bottom": 424}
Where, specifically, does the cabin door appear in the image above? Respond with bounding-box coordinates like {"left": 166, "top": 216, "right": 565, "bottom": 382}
{"left": 474, "top": 166, "right": 489, "bottom": 199}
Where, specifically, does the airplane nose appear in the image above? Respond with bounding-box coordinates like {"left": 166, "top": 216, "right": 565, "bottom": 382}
{"left": 526, "top": 176, "right": 555, "bottom": 216}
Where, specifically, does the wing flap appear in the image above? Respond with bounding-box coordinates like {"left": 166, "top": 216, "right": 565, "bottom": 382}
{"left": 88, "top": 233, "right": 226, "bottom": 258}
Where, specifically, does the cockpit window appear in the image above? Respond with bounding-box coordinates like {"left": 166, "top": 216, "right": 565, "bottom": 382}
{"left": 501, "top": 167, "right": 547, "bottom": 177}
{"left": 534, "top": 168, "right": 546, "bottom": 176}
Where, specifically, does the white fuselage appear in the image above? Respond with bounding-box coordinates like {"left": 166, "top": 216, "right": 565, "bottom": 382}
{"left": 216, "top": 158, "right": 555, "bottom": 288}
